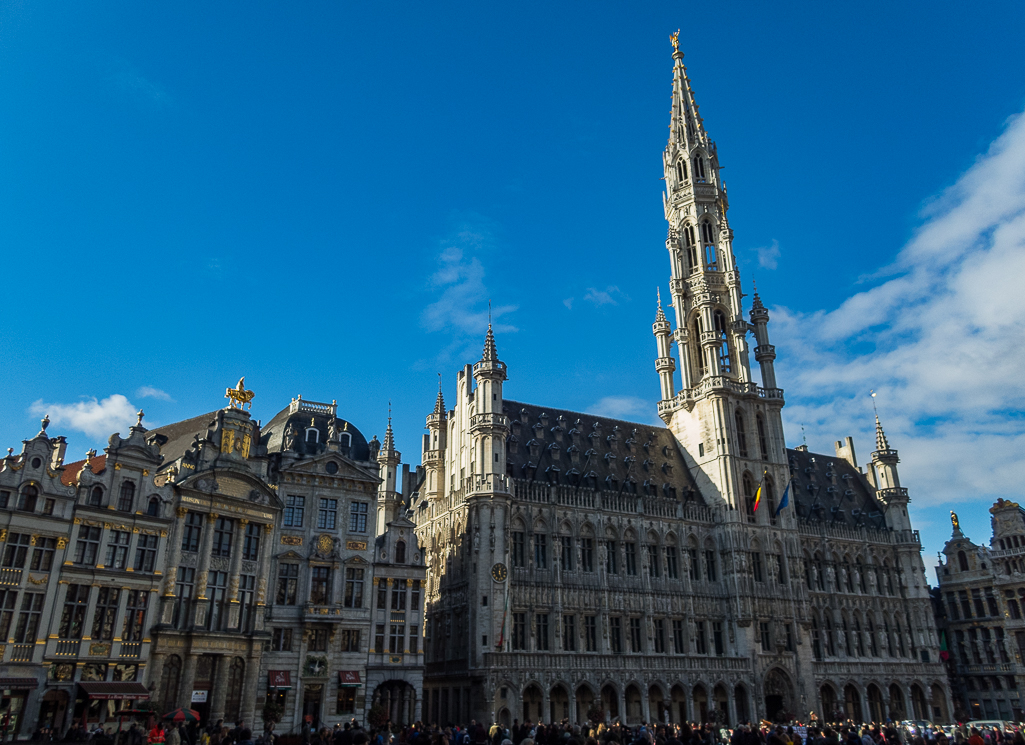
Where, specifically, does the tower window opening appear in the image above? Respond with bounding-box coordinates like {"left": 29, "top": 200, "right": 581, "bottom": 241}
{"left": 694, "top": 156, "right": 706, "bottom": 182}
{"left": 742, "top": 472, "right": 755, "bottom": 522}
{"left": 684, "top": 225, "right": 698, "bottom": 274}
{"left": 677, "top": 160, "right": 688, "bottom": 183}
{"left": 734, "top": 409, "right": 748, "bottom": 458}
{"left": 701, "top": 222, "right": 717, "bottom": 271}
{"left": 714, "top": 311, "right": 731, "bottom": 373}
{"left": 693, "top": 317, "right": 706, "bottom": 378}
{"left": 756, "top": 414, "right": 769, "bottom": 460}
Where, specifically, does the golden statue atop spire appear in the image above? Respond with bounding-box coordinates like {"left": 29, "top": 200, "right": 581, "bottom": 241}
{"left": 950, "top": 510, "right": 961, "bottom": 532}
{"left": 225, "top": 377, "right": 255, "bottom": 410}
{"left": 670, "top": 29, "right": 680, "bottom": 52}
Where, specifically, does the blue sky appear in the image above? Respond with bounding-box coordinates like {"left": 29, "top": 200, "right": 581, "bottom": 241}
{"left": 2, "top": 2, "right": 1024, "bottom": 576}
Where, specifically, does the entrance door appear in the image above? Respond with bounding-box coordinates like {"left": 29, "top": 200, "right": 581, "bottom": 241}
{"left": 765, "top": 695, "right": 783, "bottom": 722}
{"left": 303, "top": 685, "right": 323, "bottom": 729}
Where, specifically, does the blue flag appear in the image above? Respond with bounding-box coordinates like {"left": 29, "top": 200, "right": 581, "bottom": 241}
{"left": 774, "top": 479, "right": 790, "bottom": 517}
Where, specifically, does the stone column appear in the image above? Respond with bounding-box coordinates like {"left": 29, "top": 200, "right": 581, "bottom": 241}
{"left": 726, "top": 693, "right": 736, "bottom": 728}
{"left": 227, "top": 519, "right": 248, "bottom": 629}
{"left": 239, "top": 651, "right": 261, "bottom": 727}
{"left": 641, "top": 691, "right": 650, "bottom": 725}
{"left": 180, "top": 653, "right": 199, "bottom": 709}
{"left": 209, "top": 655, "right": 231, "bottom": 724}
{"left": 568, "top": 692, "right": 577, "bottom": 726}
{"left": 193, "top": 513, "right": 218, "bottom": 627}
{"left": 148, "top": 652, "right": 166, "bottom": 708}
{"left": 161, "top": 508, "right": 188, "bottom": 624}
{"left": 254, "top": 524, "right": 274, "bottom": 630}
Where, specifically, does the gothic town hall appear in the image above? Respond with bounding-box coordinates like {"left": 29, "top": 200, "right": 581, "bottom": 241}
{"left": 408, "top": 42, "right": 951, "bottom": 728}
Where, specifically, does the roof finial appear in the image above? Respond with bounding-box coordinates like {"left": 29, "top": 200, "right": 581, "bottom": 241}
{"left": 136, "top": 409, "right": 145, "bottom": 427}
{"left": 871, "top": 391, "right": 890, "bottom": 451}
{"left": 40, "top": 414, "right": 50, "bottom": 434}
{"left": 801, "top": 423, "right": 807, "bottom": 448}
{"left": 488, "top": 299, "right": 492, "bottom": 329}
{"left": 670, "top": 28, "right": 680, "bottom": 52}
{"left": 657, "top": 287, "right": 662, "bottom": 308}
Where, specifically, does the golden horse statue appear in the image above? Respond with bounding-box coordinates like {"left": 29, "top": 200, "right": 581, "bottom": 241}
{"left": 225, "top": 377, "right": 255, "bottom": 410}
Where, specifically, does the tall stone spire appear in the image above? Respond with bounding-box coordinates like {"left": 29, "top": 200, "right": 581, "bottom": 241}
{"left": 653, "top": 287, "right": 676, "bottom": 402}
{"left": 481, "top": 323, "right": 499, "bottom": 362}
{"left": 376, "top": 403, "right": 402, "bottom": 534}
{"left": 433, "top": 375, "right": 446, "bottom": 416}
{"left": 874, "top": 415, "right": 890, "bottom": 452}
{"left": 382, "top": 403, "right": 396, "bottom": 452}
{"left": 668, "top": 31, "right": 709, "bottom": 151}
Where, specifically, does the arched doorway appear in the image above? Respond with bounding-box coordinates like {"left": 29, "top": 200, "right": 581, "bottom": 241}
{"left": 713, "top": 685, "right": 729, "bottom": 725}
{"left": 600, "top": 684, "right": 619, "bottom": 721}
{"left": 930, "top": 683, "right": 949, "bottom": 723}
{"left": 372, "top": 680, "right": 417, "bottom": 726}
{"left": 763, "top": 669, "right": 794, "bottom": 723}
{"left": 550, "top": 685, "right": 569, "bottom": 723}
{"left": 225, "top": 657, "right": 245, "bottom": 722}
{"left": 624, "top": 684, "right": 642, "bottom": 724}
{"left": 36, "top": 689, "right": 68, "bottom": 733}
{"left": 820, "top": 684, "right": 839, "bottom": 723}
{"left": 911, "top": 684, "right": 927, "bottom": 720}
{"left": 692, "top": 684, "right": 708, "bottom": 723}
{"left": 888, "top": 684, "right": 906, "bottom": 720}
{"left": 867, "top": 684, "right": 885, "bottom": 723}
{"left": 734, "top": 685, "right": 749, "bottom": 725}
{"left": 161, "top": 654, "right": 182, "bottom": 709}
{"left": 498, "top": 708, "right": 511, "bottom": 728}
{"left": 648, "top": 685, "right": 666, "bottom": 723}
{"left": 522, "top": 685, "right": 543, "bottom": 723}
{"left": 575, "top": 685, "right": 595, "bottom": 724}
{"left": 670, "top": 685, "right": 688, "bottom": 724}
{"left": 844, "top": 684, "right": 863, "bottom": 722}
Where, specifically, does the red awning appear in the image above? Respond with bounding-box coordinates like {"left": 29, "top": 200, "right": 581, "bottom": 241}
{"left": 0, "top": 678, "right": 38, "bottom": 690}
{"left": 267, "top": 671, "right": 291, "bottom": 689}
{"left": 78, "top": 682, "right": 150, "bottom": 701}
{"left": 338, "top": 671, "right": 361, "bottom": 687}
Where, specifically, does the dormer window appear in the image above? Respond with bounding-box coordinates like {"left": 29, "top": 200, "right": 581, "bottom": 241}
{"left": 340, "top": 433, "right": 352, "bottom": 448}
{"left": 395, "top": 541, "right": 406, "bottom": 564}
{"left": 17, "top": 486, "right": 38, "bottom": 513}
{"left": 89, "top": 486, "right": 103, "bottom": 508}
{"left": 306, "top": 428, "right": 320, "bottom": 444}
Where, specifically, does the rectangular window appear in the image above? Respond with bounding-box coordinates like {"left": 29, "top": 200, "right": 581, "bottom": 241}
{"left": 986, "top": 589, "right": 1000, "bottom": 617}
{"left": 104, "top": 530, "right": 131, "bottom": 570}
{"left": 91, "top": 588, "right": 121, "bottom": 641}
{"left": 374, "top": 624, "right": 385, "bottom": 652}
{"left": 283, "top": 496, "right": 305, "bottom": 527}
{"left": 348, "top": 501, "right": 368, "bottom": 533}
{"left": 759, "top": 621, "right": 771, "bottom": 652}
{"left": 317, "top": 499, "right": 338, "bottom": 530}
{"left": 689, "top": 548, "right": 701, "bottom": 581}
{"left": 960, "top": 590, "right": 973, "bottom": 619}
{"left": 272, "top": 628, "right": 292, "bottom": 651}
{"left": 377, "top": 583, "right": 387, "bottom": 610}
{"left": 389, "top": 624, "right": 404, "bottom": 654}
{"left": 666, "top": 547, "right": 679, "bottom": 579}
{"left": 74, "top": 527, "right": 101, "bottom": 566}
{"left": 122, "top": 590, "right": 148, "bottom": 642}
{"left": 751, "top": 553, "right": 764, "bottom": 582}
{"left": 344, "top": 568, "right": 364, "bottom": 608}
{"left": 13, "top": 592, "right": 43, "bottom": 643}
{"left": 713, "top": 621, "right": 725, "bottom": 656}
{"left": 243, "top": 522, "right": 261, "bottom": 561}
{"left": 512, "top": 613, "right": 526, "bottom": 650}
{"left": 704, "top": 550, "right": 716, "bottom": 582}
{"left": 948, "top": 592, "right": 961, "bottom": 620}
{"left": 212, "top": 517, "right": 234, "bottom": 558}
{"left": 672, "top": 619, "right": 686, "bottom": 654}
{"left": 308, "top": 628, "right": 328, "bottom": 652}
{"left": 512, "top": 532, "right": 525, "bottom": 567}
{"left": 560, "top": 536, "right": 573, "bottom": 571}
{"left": 181, "top": 512, "right": 203, "bottom": 553}
{"left": 629, "top": 617, "right": 642, "bottom": 653}
{"left": 624, "top": 542, "right": 637, "bottom": 576}
{"left": 336, "top": 688, "right": 356, "bottom": 716}
{"left": 610, "top": 617, "right": 622, "bottom": 654}
{"left": 563, "top": 615, "right": 576, "bottom": 651}
{"left": 391, "top": 579, "right": 407, "bottom": 610}
{"left": 536, "top": 613, "right": 550, "bottom": 651}
{"left": 43, "top": 498, "right": 55, "bottom": 515}
{"left": 695, "top": 620, "right": 707, "bottom": 654}
{"left": 0, "top": 590, "right": 16, "bottom": 640}
{"left": 133, "top": 534, "right": 158, "bottom": 572}
{"left": 276, "top": 564, "right": 298, "bottom": 605}
{"left": 206, "top": 571, "right": 228, "bottom": 631}
{"left": 580, "top": 538, "right": 594, "bottom": 572}
{"left": 339, "top": 629, "right": 361, "bottom": 652}
{"left": 59, "top": 584, "right": 90, "bottom": 639}
{"left": 606, "top": 541, "right": 618, "bottom": 574}
{"left": 30, "top": 538, "right": 55, "bottom": 572}
{"left": 310, "top": 567, "right": 331, "bottom": 605}
{"left": 584, "top": 615, "right": 597, "bottom": 652}
{"left": 534, "top": 534, "right": 548, "bottom": 569}
{"left": 654, "top": 619, "right": 666, "bottom": 654}
{"left": 785, "top": 623, "right": 794, "bottom": 652}
{"left": 410, "top": 580, "right": 421, "bottom": 610}
{"left": 973, "top": 589, "right": 986, "bottom": 617}
{"left": 2, "top": 533, "right": 31, "bottom": 568}
{"left": 0, "top": 491, "right": 8, "bottom": 508}
{"left": 775, "top": 554, "right": 786, "bottom": 584}
{"left": 647, "top": 545, "right": 660, "bottom": 577}
{"left": 409, "top": 625, "right": 419, "bottom": 655}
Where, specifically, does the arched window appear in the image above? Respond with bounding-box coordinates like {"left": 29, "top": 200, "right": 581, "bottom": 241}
{"left": 734, "top": 409, "right": 748, "bottom": 458}
{"left": 742, "top": 472, "right": 755, "bottom": 522}
{"left": 693, "top": 316, "right": 706, "bottom": 378}
{"left": 306, "top": 428, "right": 319, "bottom": 443}
{"left": 701, "top": 222, "right": 717, "bottom": 271}
{"left": 694, "top": 156, "right": 706, "bottom": 181}
{"left": 147, "top": 497, "right": 160, "bottom": 517}
{"left": 683, "top": 225, "right": 698, "bottom": 274}
{"left": 117, "top": 481, "right": 135, "bottom": 512}
{"left": 340, "top": 432, "right": 352, "bottom": 448}
{"left": 824, "top": 617, "right": 835, "bottom": 656}
{"left": 395, "top": 541, "right": 407, "bottom": 564}
{"left": 89, "top": 486, "right": 103, "bottom": 508}
{"left": 17, "top": 486, "right": 38, "bottom": 512}
{"left": 714, "top": 311, "right": 731, "bottom": 373}
{"left": 756, "top": 414, "right": 769, "bottom": 460}
{"left": 958, "top": 551, "right": 969, "bottom": 571}
{"left": 676, "top": 160, "right": 688, "bottom": 182}
{"left": 764, "top": 477, "right": 776, "bottom": 524}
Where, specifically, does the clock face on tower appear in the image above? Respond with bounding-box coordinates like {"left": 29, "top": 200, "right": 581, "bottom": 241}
{"left": 491, "top": 562, "right": 508, "bottom": 582}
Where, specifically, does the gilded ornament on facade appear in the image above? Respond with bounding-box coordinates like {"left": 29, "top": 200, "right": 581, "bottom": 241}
{"left": 317, "top": 534, "right": 333, "bottom": 554}
{"left": 225, "top": 377, "right": 255, "bottom": 410}
{"left": 346, "top": 540, "right": 367, "bottom": 551}
{"left": 281, "top": 536, "right": 302, "bottom": 546}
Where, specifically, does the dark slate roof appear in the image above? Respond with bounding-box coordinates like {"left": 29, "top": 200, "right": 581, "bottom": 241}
{"left": 503, "top": 399, "right": 703, "bottom": 502}
{"left": 786, "top": 447, "right": 887, "bottom": 528}
{"left": 261, "top": 404, "right": 372, "bottom": 462}
{"left": 148, "top": 411, "right": 220, "bottom": 467}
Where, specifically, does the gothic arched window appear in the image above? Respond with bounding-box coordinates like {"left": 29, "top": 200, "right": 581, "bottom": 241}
{"left": 676, "top": 160, "right": 688, "bottom": 182}
{"left": 713, "top": 311, "right": 731, "bottom": 373}
{"left": 756, "top": 414, "right": 769, "bottom": 459}
{"left": 683, "top": 225, "right": 698, "bottom": 274}
{"left": 764, "top": 476, "right": 776, "bottom": 525}
{"left": 693, "top": 316, "right": 706, "bottom": 378}
{"left": 734, "top": 409, "right": 748, "bottom": 458}
{"left": 742, "top": 472, "right": 755, "bottom": 522}
{"left": 694, "top": 156, "right": 706, "bottom": 181}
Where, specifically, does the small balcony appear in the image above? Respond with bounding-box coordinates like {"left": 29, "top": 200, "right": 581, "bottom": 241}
{"left": 303, "top": 603, "right": 347, "bottom": 623}
{"left": 9, "top": 644, "right": 33, "bottom": 663}
{"left": 54, "top": 640, "right": 80, "bottom": 657}
{"left": 0, "top": 568, "right": 22, "bottom": 586}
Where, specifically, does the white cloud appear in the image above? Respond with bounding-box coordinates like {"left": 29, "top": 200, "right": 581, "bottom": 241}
{"left": 756, "top": 239, "right": 781, "bottom": 270}
{"left": 589, "top": 395, "right": 656, "bottom": 422}
{"left": 583, "top": 286, "right": 626, "bottom": 307}
{"left": 29, "top": 395, "right": 138, "bottom": 439}
{"left": 772, "top": 107, "right": 1025, "bottom": 509}
{"left": 563, "top": 297, "right": 574, "bottom": 310}
{"left": 136, "top": 386, "right": 173, "bottom": 401}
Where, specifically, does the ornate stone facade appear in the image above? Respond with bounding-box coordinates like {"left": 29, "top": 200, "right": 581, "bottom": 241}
{"left": 409, "top": 43, "right": 951, "bottom": 728}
